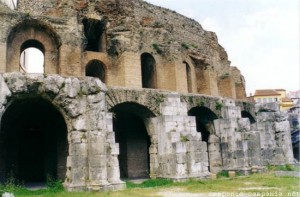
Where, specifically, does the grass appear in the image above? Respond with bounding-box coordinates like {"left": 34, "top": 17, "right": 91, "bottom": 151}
{"left": 267, "top": 164, "right": 300, "bottom": 172}
{"left": 0, "top": 173, "right": 299, "bottom": 196}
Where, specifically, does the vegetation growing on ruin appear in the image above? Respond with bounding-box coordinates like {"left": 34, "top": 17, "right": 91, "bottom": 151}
{"left": 220, "top": 72, "right": 230, "bottom": 79}
{"left": 152, "top": 43, "right": 163, "bottom": 54}
{"left": 180, "top": 134, "right": 189, "bottom": 142}
{"left": 215, "top": 101, "right": 223, "bottom": 111}
{"left": 181, "top": 42, "right": 189, "bottom": 49}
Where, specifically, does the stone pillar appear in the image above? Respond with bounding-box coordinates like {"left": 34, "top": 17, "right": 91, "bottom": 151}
{"left": 120, "top": 52, "right": 142, "bottom": 89}
{"left": 0, "top": 44, "right": 6, "bottom": 73}
{"left": 214, "top": 99, "right": 251, "bottom": 172}
{"left": 256, "top": 104, "right": 294, "bottom": 165}
{"left": 67, "top": 131, "right": 88, "bottom": 190}
{"left": 87, "top": 131, "right": 108, "bottom": 190}
{"left": 208, "top": 134, "right": 222, "bottom": 173}
{"left": 152, "top": 93, "right": 209, "bottom": 180}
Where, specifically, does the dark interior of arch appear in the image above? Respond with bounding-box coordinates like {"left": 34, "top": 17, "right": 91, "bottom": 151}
{"left": 111, "top": 102, "right": 154, "bottom": 179}
{"left": 241, "top": 111, "right": 256, "bottom": 124}
{"left": 20, "top": 39, "right": 45, "bottom": 54}
{"left": 83, "top": 18, "right": 106, "bottom": 52}
{"left": 141, "top": 53, "right": 156, "bottom": 89}
{"left": 188, "top": 106, "right": 218, "bottom": 143}
{"left": 0, "top": 97, "right": 68, "bottom": 183}
{"left": 85, "top": 60, "right": 106, "bottom": 82}
{"left": 184, "top": 61, "right": 192, "bottom": 93}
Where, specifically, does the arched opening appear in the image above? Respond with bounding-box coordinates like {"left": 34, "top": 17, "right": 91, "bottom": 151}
{"left": 184, "top": 61, "right": 192, "bottom": 93}
{"left": 83, "top": 18, "right": 106, "bottom": 52}
{"left": 0, "top": 97, "right": 68, "bottom": 184}
{"left": 6, "top": 19, "right": 61, "bottom": 74}
{"left": 189, "top": 107, "right": 218, "bottom": 143}
{"left": 188, "top": 106, "right": 218, "bottom": 171}
{"left": 111, "top": 102, "right": 155, "bottom": 179}
{"left": 19, "top": 40, "right": 45, "bottom": 73}
{"left": 85, "top": 59, "right": 106, "bottom": 83}
{"left": 141, "top": 53, "right": 156, "bottom": 89}
{"left": 241, "top": 111, "right": 256, "bottom": 124}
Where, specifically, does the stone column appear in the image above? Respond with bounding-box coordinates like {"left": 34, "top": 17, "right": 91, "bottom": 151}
{"left": 67, "top": 130, "right": 88, "bottom": 190}
{"left": 0, "top": 44, "right": 6, "bottom": 73}
{"left": 153, "top": 93, "right": 209, "bottom": 180}
{"left": 214, "top": 99, "right": 251, "bottom": 172}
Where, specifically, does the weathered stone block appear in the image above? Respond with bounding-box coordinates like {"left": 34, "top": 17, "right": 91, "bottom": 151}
{"left": 176, "top": 153, "right": 187, "bottom": 164}
{"left": 107, "top": 144, "right": 119, "bottom": 155}
{"left": 173, "top": 142, "right": 187, "bottom": 153}
{"left": 72, "top": 116, "right": 87, "bottom": 131}
{"left": 89, "top": 155, "right": 107, "bottom": 168}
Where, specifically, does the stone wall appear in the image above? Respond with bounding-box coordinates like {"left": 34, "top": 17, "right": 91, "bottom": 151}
{"left": 254, "top": 103, "right": 294, "bottom": 165}
{"left": 0, "top": 74, "right": 295, "bottom": 191}
{"left": 0, "top": 73, "right": 125, "bottom": 191}
{"left": 0, "top": 0, "right": 247, "bottom": 99}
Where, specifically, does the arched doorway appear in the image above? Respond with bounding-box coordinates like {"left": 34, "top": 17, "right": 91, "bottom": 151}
{"left": 111, "top": 102, "right": 155, "bottom": 179}
{"left": 141, "top": 53, "right": 156, "bottom": 89}
{"left": 19, "top": 39, "right": 45, "bottom": 73}
{"left": 0, "top": 97, "right": 68, "bottom": 183}
{"left": 85, "top": 59, "right": 106, "bottom": 83}
{"left": 188, "top": 106, "right": 218, "bottom": 171}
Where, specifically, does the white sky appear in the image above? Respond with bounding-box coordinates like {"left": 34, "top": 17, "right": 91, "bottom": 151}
{"left": 145, "top": 0, "right": 300, "bottom": 96}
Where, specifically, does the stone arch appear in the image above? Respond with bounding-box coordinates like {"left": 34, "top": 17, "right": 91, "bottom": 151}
{"left": 6, "top": 19, "right": 61, "bottom": 74}
{"left": 241, "top": 111, "right": 256, "bottom": 124}
{"left": 181, "top": 95, "right": 223, "bottom": 118}
{"left": 141, "top": 53, "right": 157, "bottom": 89}
{"left": 106, "top": 88, "right": 162, "bottom": 117}
{"left": 188, "top": 106, "right": 218, "bottom": 171}
{"left": 183, "top": 61, "right": 192, "bottom": 93}
{"left": 0, "top": 96, "right": 68, "bottom": 183}
{"left": 110, "top": 102, "right": 156, "bottom": 179}
{"left": 188, "top": 106, "right": 218, "bottom": 143}
{"left": 85, "top": 59, "right": 106, "bottom": 83}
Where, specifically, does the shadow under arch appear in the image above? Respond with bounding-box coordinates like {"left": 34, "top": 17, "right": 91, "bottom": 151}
{"left": 188, "top": 106, "right": 218, "bottom": 143}
{"left": 85, "top": 59, "right": 106, "bottom": 83}
{"left": 0, "top": 96, "right": 68, "bottom": 183}
{"left": 188, "top": 106, "right": 218, "bottom": 172}
{"left": 241, "top": 111, "right": 256, "bottom": 124}
{"left": 110, "top": 102, "right": 156, "bottom": 179}
{"left": 141, "top": 53, "right": 157, "bottom": 89}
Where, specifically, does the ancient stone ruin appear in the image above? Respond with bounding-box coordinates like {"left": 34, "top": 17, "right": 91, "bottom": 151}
{"left": 0, "top": 0, "right": 294, "bottom": 191}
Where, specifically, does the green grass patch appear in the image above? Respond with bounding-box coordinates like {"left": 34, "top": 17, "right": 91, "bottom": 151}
{"left": 267, "top": 164, "right": 298, "bottom": 171}
{"left": 0, "top": 174, "right": 299, "bottom": 196}
{"left": 217, "top": 171, "right": 229, "bottom": 178}
{"left": 126, "top": 179, "right": 173, "bottom": 188}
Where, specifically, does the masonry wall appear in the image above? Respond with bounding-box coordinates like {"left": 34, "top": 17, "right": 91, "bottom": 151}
{"left": 0, "top": 73, "right": 125, "bottom": 191}
{"left": 0, "top": 0, "right": 248, "bottom": 99}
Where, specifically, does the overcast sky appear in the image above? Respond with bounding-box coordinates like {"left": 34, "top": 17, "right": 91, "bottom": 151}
{"left": 145, "top": 0, "right": 300, "bottom": 95}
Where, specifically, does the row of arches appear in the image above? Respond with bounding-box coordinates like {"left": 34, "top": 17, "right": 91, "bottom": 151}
{"left": 7, "top": 20, "right": 196, "bottom": 94}
{"left": 0, "top": 95, "right": 255, "bottom": 183}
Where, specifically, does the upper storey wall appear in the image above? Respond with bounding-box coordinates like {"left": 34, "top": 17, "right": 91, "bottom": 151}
{"left": 133, "top": 1, "right": 230, "bottom": 69}
{"left": 0, "top": 0, "right": 247, "bottom": 99}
